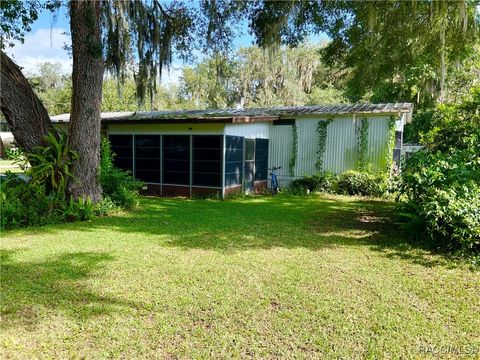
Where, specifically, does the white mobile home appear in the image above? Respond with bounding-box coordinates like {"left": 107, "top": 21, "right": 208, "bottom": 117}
{"left": 51, "top": 103, "right": 413, "bottom": 197}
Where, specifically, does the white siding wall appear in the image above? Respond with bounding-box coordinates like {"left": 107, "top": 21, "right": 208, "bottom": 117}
{"left": 366, "top": 116, "right": 390, "bottom": 172}
{"left": 224, "top": 123, "right": 269, "bottom": 139}
{"left": 269, "top": 124, "right": 293, "bottom": 182}
{"left": 269, "top": 115, "right": 398, "bottom": 183}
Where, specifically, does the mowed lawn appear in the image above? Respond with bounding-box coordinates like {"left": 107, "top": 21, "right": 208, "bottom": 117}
{"left": 1, "top": 195, "right": 479, "bottom": 358}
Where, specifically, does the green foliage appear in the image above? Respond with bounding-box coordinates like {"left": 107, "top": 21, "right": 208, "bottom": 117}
{"left": 290, "top": 172, "right": 339, "bottom": 194}
{"left": 356, "top": 117, "right": 369, "bottom": 171}
{"left": 397, "top": 150, "right": 480, "bottom": 252}
{"left": 336, "top": 171, "right": 387, "bottom": 197}
{"left": 291, "top": 170, "right": 387, "bottom": 197}
{"left": 288, "top": 123, "right": 298, "bottom": 176}
{"left": 178, "top": 44, "right": 347, "bottom": 109}
{"left": 26, "top": 130, "right": 77, "bottom": 197}
{"left": 0, "top": 133, "right": 137, "bottom": 230}
{"left": 319, "top": 2, "right": 479, "bottom": 105}
{"left": 420, "top": 87, "right": 480, "bottom": 153}
{"left": 100, "top": 137, "right": 143, "bottom": 209}
{"left": 385, "top": 116, "right": 396, "bottom": 173}
{"left": 1, "top": 173, "right": 52, "bottom": 229}
{"left": 306, "top": 86, "right": 347, "bottom": 106}
{"left": 0, "top": 172, "right": 96, "bottom": 230}
{"left": 397, "top": 90, "right": 480, "bottom": 253}
{"left": 63, "top": 197, "right": 95, "bottom": 222}
{"left": 315, "top": 119, "right": 331, "bottom": 172}
{"left": 3, "top": 147, "right": 24, "bottom": 162}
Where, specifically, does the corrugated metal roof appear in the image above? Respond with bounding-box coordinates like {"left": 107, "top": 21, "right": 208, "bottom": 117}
{"left": 50, "top": 103, "right": 413, "bottom": 123}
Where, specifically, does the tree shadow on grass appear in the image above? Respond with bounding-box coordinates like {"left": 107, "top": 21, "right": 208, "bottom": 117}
{"left": 1, "top": 250, "right": 139, "bottom": 329}
{"left": 308, "top": 198, "right": 456, "bottom": 268}
{"left": 73, "top": 195, "right": 453, "bottom": 268}
{"left": 6, "top": 195, "right": 457, "bottom": 268}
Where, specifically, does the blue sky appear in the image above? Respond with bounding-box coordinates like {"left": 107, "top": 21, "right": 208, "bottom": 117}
{"left": 7, "top": 3, "right": 326, "bottom": 85}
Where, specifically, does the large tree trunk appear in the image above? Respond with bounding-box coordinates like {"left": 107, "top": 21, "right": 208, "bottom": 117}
{"left": 0, "top": 51, "right": 53, "bottom": 152}
{"left": 68, "top": 0, "right": 104, "bottom": 202}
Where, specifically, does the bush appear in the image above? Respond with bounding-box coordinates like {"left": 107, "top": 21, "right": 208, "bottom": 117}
{"left": 421, "top": 184, "right": 480, "bottom": 251}
{"left": 397, "top": 148, "right": 480, "bottom": 253}
{"left": 1, "top": 134, "right": 144, "bottom": 231}
{"left": 290, "top": 171, "right": 388, "bottom": 197}
{"left": 100, "top": 138, "right": 143, "bottom": 209}
{"left": 0, "top": 172, "right": 96, "bottom": 230}
{"left": 290, "top": 172, "right": 338, "bottom": 193}
{"left": 336, "top": 171, "right": 387, "bottom": 197}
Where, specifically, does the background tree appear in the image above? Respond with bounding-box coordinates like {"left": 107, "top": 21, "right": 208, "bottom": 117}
{"left": 317, "top": 1, "right": 479, "bottom": 106}
{"left": 29, "top": 62, "right": 72, "bottom": 115}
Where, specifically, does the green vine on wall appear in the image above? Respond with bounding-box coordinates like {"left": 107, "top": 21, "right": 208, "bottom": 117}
{"left": 289, "top": 123, "right": 298, "bottom": 176}
{"left": 315, "top": 119, "right": 332, "bottom": 172}
{"left": 385, "top": 115, "right": 397, "bottom": 173}
{"left": 357, "top": 117, "right": 369, "bottom": 172}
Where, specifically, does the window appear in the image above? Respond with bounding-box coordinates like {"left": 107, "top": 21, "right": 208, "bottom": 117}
{"left": 255, "top": 139, "right": 269, "bottom": 181}
{"left": 109, "top": 135, "right": 133, "bottom": 172}
{"left": 135, "top": 135, "right": 160, "bottom": 183}
{"left": 192, "top": 135, "right": 222, "bottom": 187}
{"left": 224, "top": 136, "right": 243, "bottom": 187}
{"left": 163, "top": 135, "right": 190, "bottom": 185}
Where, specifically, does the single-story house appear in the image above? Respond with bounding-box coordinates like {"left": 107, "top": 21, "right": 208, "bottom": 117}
{"left": 51, "top": 103, "right": 413, "bottom": 197}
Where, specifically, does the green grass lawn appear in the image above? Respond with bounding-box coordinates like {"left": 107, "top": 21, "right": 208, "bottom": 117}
{"left": 1, "top": 195, "right": 479, "bottom": 358}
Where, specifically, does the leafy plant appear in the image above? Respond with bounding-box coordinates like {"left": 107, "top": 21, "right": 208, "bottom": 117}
{"left": 315, "top": 119, "right": 332, "bottom": 172}
{"left": 4, "top": 147, "right": 23, "bottom": 161}
{"left": 290, "top": 172, "right": 338, "bottom": 194}
{"left": 356, "top": 117, "right": 369, "bottom": 171}
{"left": 0, "top": 172, "right": 59, "bottom": 229}
{"left": 100, "top": 137, "right": 143, "bottom": 209}
{"left": 385, "top": 115, "right": 397, "bottom": 173}
{"left": 63, "top": 197, "right": 95, "bottom": 222}
{"left": 26, "top": 130, "right": 78, "bottom": 197}
{"left": 397, "top": 148, "right": 480, "bottom": 253}
{"left": 336, "top": 170, "right": 387, "bottom": 197}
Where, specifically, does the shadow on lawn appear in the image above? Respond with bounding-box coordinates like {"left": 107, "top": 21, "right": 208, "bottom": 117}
{"left": 1, "top": 250, "right": 139, "bottom": 329}
{"left": 66, "top": 195, "right": 450, "bottom": 268}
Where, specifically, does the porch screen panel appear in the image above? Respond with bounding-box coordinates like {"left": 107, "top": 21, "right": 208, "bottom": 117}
{"left": 108, "top": 135, "right": 133, "bottom": 172}
{"left": 135, "top": 135, "right": 160, "bottom": 183}
{"left": 163, "top": 135, "right": 190, "bottom": 185}
{"left": 255, "top": 138, "right": 269, "bottom": 181}
{"left": 193, "top": 135, "right": 222, "bottom": 187}
{"left": 224, "top": 135, "right": 244, "bottom": 187}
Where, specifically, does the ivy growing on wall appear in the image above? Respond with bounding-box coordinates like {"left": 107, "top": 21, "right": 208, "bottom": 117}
{"left": 356, "top": 117, "right": 369, "bottom": 172}
{"left": 385, "top": 115, "right": 397, "bottom": 173}
{"left": 289, "top": 123, "right": 298, "bottom": 176}
{"left": 315, "top": 119, "right": 332, "bottom": 172}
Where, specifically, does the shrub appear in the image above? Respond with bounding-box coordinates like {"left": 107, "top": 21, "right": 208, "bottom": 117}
{"left": 0, "top": 172, "right": 53, "bottom": 229}
{"left": 290, "top": 172, "right": 338, "bottom": 193}
{"left": 336, "top": 171, "right": 387, "bottom": 197}
{"left": 421, "top": 184, "right": 480, "bottom": 251}
{"left": 0, "top": 172, "right": 98, "bottom": 230}
{"left": 397, "top": 148, "right": 480, "bottom": 253}
{"left": 100, "top": 137, "right": 143, "bottom": 209}
{"left": 290, "top": 171, "right": 388, "bottom": 197}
